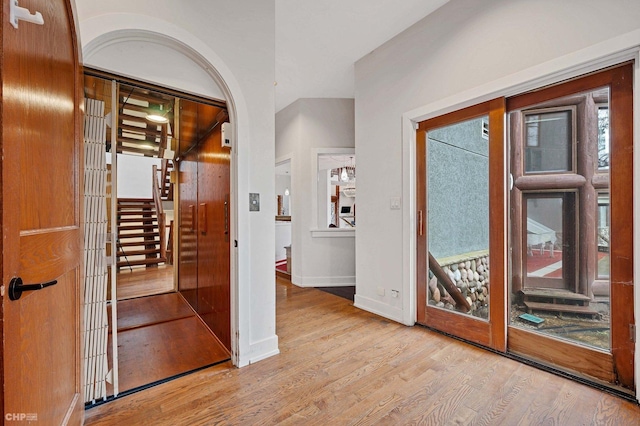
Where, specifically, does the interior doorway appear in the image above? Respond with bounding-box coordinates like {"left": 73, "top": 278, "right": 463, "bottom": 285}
{"left": 83, "top": 70, "right": 232, "bottom": 402}
{"left": 275, "top": 159, "right": 292, "bottom": 278}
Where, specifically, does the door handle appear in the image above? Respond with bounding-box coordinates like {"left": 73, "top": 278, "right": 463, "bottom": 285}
{"left": 224, "top": 194, "right": 229, "bottom": 242}
{"left": 8, "top": 277, "right": 57, "bottom": 301}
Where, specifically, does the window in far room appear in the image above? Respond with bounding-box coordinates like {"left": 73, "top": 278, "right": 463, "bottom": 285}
{"left": 317, "top": 154, "right": 356, "bottom": 228}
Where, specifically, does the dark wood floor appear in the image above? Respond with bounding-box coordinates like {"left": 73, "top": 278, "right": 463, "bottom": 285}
{"left": 87, "top": 277, "right": 640, "bottom": 425}
{"left": 109, "top": 292, "right": 230, "bottom": 394}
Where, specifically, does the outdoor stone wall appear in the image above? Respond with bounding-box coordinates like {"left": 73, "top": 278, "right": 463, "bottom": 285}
{"left": 428, "top": 253, "right": 490, "bottom": 319}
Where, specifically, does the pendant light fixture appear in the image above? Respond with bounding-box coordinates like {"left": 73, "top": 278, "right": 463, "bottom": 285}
{"left": 146, "top": 105, "right": 170, "bottom": 123}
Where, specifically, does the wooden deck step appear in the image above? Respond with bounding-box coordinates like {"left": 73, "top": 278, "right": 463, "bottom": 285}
{"left": 524, "top": 301, "right": 600, "bottom": 319}
{"left": 522, "top": 289, "right": 591, "bottom": 302}
{"left": 521, "top": 288, "right": 591, "bottom": 306}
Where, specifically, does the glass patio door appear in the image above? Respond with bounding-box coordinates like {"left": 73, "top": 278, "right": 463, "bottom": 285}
{"left": 507, "top": 64, "right": 634, "bottom": 391}
{"left": 416, "top": 64, "right": 634, "bottom": 394}
{"left": 416, "top": 99, "right": 507, "bottom": 351}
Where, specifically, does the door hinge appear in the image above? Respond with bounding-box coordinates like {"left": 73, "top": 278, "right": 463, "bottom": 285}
{"left": 631, "top": 324, "right": 636, "bottom": 343}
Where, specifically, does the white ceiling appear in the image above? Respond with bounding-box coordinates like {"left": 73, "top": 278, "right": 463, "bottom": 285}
{"left": 318, "top": 154, "right": 355, "bottom": 172}
{"left": 275, "top": 0, "right": 449, "bottom": 112}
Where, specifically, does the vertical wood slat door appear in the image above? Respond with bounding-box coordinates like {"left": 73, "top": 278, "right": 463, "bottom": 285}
{"left": 1, "top": 0, "right": 84, "bottom": 424}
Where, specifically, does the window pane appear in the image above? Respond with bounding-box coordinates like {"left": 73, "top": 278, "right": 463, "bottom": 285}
{"left": 524, "top": 110, "right": 573, "bottom": 173}
{"left": 510, "top": 86, "right": 612, "bottom": 351}
{"left": 597, "top": 107, "right": 610, "bottom": 170}
{"left": 317, "top": 154, "right": 355, "bottom": 228}
{"left": 427, "top": 116, "right": 489, "bottom": 319}
{"left": 597, "top": 193, "right": 610, "bottom": 279}
{"left": 525, "top": 196, "right": 563, "bottom": 280}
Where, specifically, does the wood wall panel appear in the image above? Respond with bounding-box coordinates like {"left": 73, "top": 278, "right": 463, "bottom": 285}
{"left": 178, "top": 155, "right": 199, "bottom": 309}
{"left": 177, "top": 100, "right": 231, "bottom": 351}
{"left": 197, "top": 103, "right": 231, "bottom": 350}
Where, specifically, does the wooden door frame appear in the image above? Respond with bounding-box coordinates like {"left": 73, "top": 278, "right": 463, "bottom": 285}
{"left": 506, "top": 63, "right": 634, "bottom": 390}
{"left": 416, "top": 98, "right": 507, "bottom": 352}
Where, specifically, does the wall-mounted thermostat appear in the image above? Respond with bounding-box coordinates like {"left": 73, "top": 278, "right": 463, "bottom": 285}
{"left": 221, "top": 122, "right": 232, "bottom": 148}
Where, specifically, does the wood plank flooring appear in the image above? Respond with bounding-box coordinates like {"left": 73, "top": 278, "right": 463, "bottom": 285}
{"left": 114, "top": 293, "right": 194, "bottom": 331}
{"left": 86, "top": 277, "right": 640, "bottom": 425}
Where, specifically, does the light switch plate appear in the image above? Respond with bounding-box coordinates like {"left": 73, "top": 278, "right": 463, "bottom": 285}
{"left": 249, "top": 193, "right": 260, "bottom": 211}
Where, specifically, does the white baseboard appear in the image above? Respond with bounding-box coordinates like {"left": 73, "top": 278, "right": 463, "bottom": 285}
{"left": 242, "top": 335, "right": 280, "bottom": 366}
{"left": 354, "top": 294, "right": 405, "bottom": 324}
{"left": 291, "top": 274, "right": 355, "bottom": 287}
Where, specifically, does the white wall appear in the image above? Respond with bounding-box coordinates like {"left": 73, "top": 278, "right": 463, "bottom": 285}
{"left": 76, "top": 0, "right": 277, "bottom": 366}
{"left": 275, "top": 222, "right": 291, "bottom": 262}
{"left": 354, "top": 0, "right": 640, "bottom": 398}
{"left": 276, "top": 98, "right": 356, "bottom": 287}
{"left": 116, "top": 154, "right": 160, "bottom": 199}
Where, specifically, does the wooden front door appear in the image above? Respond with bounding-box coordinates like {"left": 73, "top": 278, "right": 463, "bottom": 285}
{"left": 1, "top": 0, "right": 83, "bottom": 423}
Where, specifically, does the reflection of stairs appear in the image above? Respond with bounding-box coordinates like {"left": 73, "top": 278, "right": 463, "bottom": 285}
{"left": 520, "top": 289, "right": 599, "bottom": 319}
{"left": 159, "top": 159, "right": 174, "bottom": 201}
{"left": 117, "top": 198, "right": 165, "bottom": 270}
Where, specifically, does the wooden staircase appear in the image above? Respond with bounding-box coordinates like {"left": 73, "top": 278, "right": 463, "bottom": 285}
{"left": 520, "top": 288, "right": 600, "bottom": 319}
{"left": 159, "top": 159, "right": 174, "bottom": 201}
{"left": 116, "top": 198, "right": 165, "bottom": 270}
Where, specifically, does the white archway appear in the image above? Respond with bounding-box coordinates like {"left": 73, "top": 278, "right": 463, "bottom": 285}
{"left": 80, "top": 14, "right": 254, "bottom": 366}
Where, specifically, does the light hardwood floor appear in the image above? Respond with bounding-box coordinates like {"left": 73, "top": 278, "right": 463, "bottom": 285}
{"left": 85, "top": 277, "right": 640, "bottom": 425}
